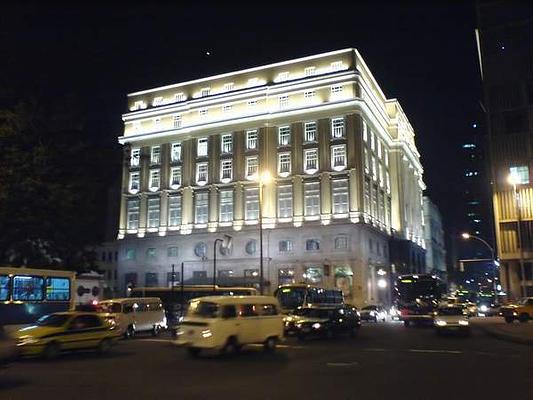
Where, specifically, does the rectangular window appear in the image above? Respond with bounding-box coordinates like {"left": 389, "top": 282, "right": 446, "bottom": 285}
{"left": 363, "top": 120, "right": 368, "bottom": 142}
{"left": 371, "top": 130, "right": 376, "bottom": 152}
{"left": 304, "top": 90, "right": 315, "bottom": 100}
{"left": 127, "top": 198, "right": 140, "bottom": 230}
{"left": 130, "top": 148, "right": 140, "bottom": 167}
{"left": 279, "top": 240, "right": 293, "bottom": 253}
{"left": 145, "top": 273, "right": 159, "bottom": 287}
{"left": 175, "top": 93, "right": 185, "bottom": 102}
{"left": 364, "top": 147, "right": 370, "bottom": 174}
{"left": 125, "top": 249, "right": 136, "bottom": 260}
{"left": 372, "top": 184, "right": 378, "bottom": 217}
{"left": 221, "top": 134, "right": 232, "bottom": 153}
{"left": 372, "top": 157, "right": 377, "bottom": 181}
{"left": 45, "top": 277, "right": 70, "bottom": 301}
{"left": 304, "top": 66, "right": 316, "bottom": 76}
{"left": 0, "top": 275, "right": 9, "bottom": 301}
{"left": 173, "top": 115, "right": 182, "bottom": 129}
{"left": 171, "top": 142, "right": 181, "bottom": 162}
{"left": 219, "top": 190, "right": 234, "bottom": 222}
{"left": 305, "top": 266, "right": 323, "bottom": 284}
{"left": 245, "top": 187, "right": 259, "bottom": 220}
{"left": 246, "top": 156, "right": 258, "bottom": 178}
{"left": 384, "top": 148, "right": 389, "bottom": 167}
{"left": 13, "top": 276, "right": 44, "bottom": 301}
{"left": 246, "top": 130, "right": 258, "bottom": 150}
{"left": 195, "top": 192, "right": 209, "bottom": 224}
{"left": 331, "top": 61, "right": 343, "bottom": 71}
{"left": 220, "top": 159, "right": 233, "bottom": 182}
{"left": 167, "top": 271, "right": 180, "bottom": 286}
{"left": 168, "top": 195, "right": 182, "bottom": 227}
{"left": 197, "top": 138, "right": 208, "bottom": 157}
{"left": 129, "top": 172, "right": 140, "bottom": 193}
{"left": 278, "top": 268, "right": 295, "bottom": 285}
{"left": 151, "top": 146, "right": 161, "bottom": 164}
{"left": 278, "top": 153, "right": 291, "bottom": 176}
{"left": 278, "top": 126, "right": 291, "bottom": 146}
{"left": 147, "top": 197, "right": 160, "bottom": 228}
{"left": 331, "top": 118, "right": 345, "bottom": 138}
{"left": 279, "top": 95, "right": 289, "bottom": 109}
{"left": 200, "top": 87, "right": 210, "bottom": 97}
{"left": 170, "top": 167, "right": 181, "bottom": 188}
{"left": 335, "top": 236, "right": 348, "bottom": 250}
{"left": 223, "top": 82, "right": 234, "bottom": 92}
{"left": 379, "top": 164, "right": 384, "bottom": 188}
{"left": 331, "top": 85, "right": 343, "bottom": 94}
{"left": 306, "top": 239, "right": 320, "bottom": 251}
{"left": 364, "top": 177, "right": 371, "bottom": 214}
{"left": 378, "top": 141, "right": 383, "bottom": 159}
{"left": 196, "top": 162, "right": 208, "bottom": 185}
{"left": 149, "top": 169, "right": 160, "bottom": 191}
{"left": 154, "top": 117, "right": 161, "bottom": 127}
{"left": 509, "top": 166, "right": 529, "bottom": 184}
{"left": 223, "top": 104, "right": 232, "bottom": 112}
{"left": 332, "top": 179, "right": 349, "bottom": 214}
{"left": 247, "top": 99, "right": 258, "bottom": 107}
{"left": 386, "top": 171, "right": 391, "bottom": 194}
{"left": 304, "top": 149, "right": 319, "bottom": 173}
{"left": 278, "top": 185, "right": 293, "bottom": 218}
{"left": 277, "top": 72, "right": 289, "bottom": 82}
{"left": 199, "top": 108, "right": 208, "bottom": 117}
{"left": 304, "top": 122, "right": 317, "bottom": 142}
{"left": 247, "top": 78, "right": 259, "bottom": 87}
{"left": 331, "top": 145, "right": 346, "bottom": 170}
{"left": 168, "top": 247, "right": 178, "bottom": 257}
{"left": 304, "top": 182, "right": 320, "bottom": 216}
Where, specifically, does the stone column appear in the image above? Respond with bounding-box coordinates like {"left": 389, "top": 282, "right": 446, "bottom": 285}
{"left": 138, "top": 193, "right": 147, "bottom": 238}
{"left": 159, "top": 191, "right": 168, "bottom": 235}
{"left": 293, "top": 176, "right": 303, "bottom": 226}
{"left": 208, "top": 186, "right": 218, "bottom": 232}
{"left": 233, "top": 183, "right": 244, "bottom": 231}
{"left": 320, "top": 172, "right": 331, "bottom": 224}
{"left": 181, "top": 187, "right": 194, "bottom": 234}
{"left": 118, "top": 195, "right": 127, "bottom": 239}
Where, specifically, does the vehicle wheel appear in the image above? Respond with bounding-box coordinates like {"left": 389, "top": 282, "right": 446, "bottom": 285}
{"left": 98, "top": 338, "right": 112, "bottom": 355}
{"left": 187, "top": 347, "right": 201, "bottom": 358}
{"left": 124, "top": 325, "right": 135, "bottom": 339}
{"left": 43, "top": 342, "right": 60, "bottom": 360}
{"left": 221, "top": 337, "right": 239, "bottom": 356}
{"left": 263, "top": 336, "right": 277, "bottom": 352}
{"left": 152, "top": 325, "right": 161, "bottom": 337}
{"left": 518, "top": 313, "right": 529, "bottom": 323}
{"left": 504, "top": 316, "right": 514, "bottom": 324}
{"left": 404, "top": 320, "right": 410, "bottom": 327}
{"left": 350, "top": 327, "right": 359, "bottom": 338}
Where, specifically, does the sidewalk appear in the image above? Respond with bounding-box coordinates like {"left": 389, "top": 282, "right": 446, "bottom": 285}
{"left": 470, "top": 316, "right": 533, "bottom": 346}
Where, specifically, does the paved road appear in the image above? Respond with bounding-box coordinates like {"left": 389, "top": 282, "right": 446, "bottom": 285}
{"left": 1, "top": 321, "right": 532, "bottom": 400}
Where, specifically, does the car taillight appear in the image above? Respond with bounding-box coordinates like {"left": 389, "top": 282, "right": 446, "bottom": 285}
{"left": 400, "top": 308, "right": 410, "bottom": 316}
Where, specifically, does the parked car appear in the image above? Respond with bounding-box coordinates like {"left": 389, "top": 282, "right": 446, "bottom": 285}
{"left": 285, "top": 305, "right": 361, "bottom": 340}
{"left": 502, "top": 297, "right": 533, "bottom": 323}
{"left": 434, "top": 306, "right": 470, "bottom": 336}
{"left": 0, "top": 326, "right": 18, "bottom": 369}
{"left": 13, "top": 312, "right": 121, "bottom": 359}
{"left": 175, "top": 296, "right": 284, "bottom": 357}
{"left": 359, "top": 305, "right": 387, "bottom": 322}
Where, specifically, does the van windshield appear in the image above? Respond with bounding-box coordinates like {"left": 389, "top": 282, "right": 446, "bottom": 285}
{"left": 99, "top": 302, "right": 122, "bottom": 313}
{"left": 187, "top": 300, "right": 219, "bottom": 318}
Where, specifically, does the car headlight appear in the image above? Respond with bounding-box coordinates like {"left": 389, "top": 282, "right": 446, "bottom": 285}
{"left": 480, "top": 305, "right": 488, "bottom": 313}
{"left": 18, "top": 336, "right": 40, "bottom": 346}
{"left": 458, "top": 320, "right": 469, "bottom": 326}
{"left": 435, "top": 320, "right": 447, "bottom": 327}
{"left": 296, "top": 323, "right": 302, "bottom": 328}
{"left": 312, "top": 323, "right": 321, "bottom": 329}
{"left": 370, "top": 311, "right": 375, "bottom": 316}
{"left": 201, "top": 329, "right": 212, "bottom": 338}
{"left": 356, "top": 311, "right": 361, "bottom": 317}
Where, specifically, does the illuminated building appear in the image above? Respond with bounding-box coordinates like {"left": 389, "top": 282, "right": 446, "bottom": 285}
{"left": 116, "top": 48, "right": 425, "bottom": 305}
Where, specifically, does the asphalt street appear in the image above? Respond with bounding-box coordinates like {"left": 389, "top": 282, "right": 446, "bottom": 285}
{"left": 1, "top": 321, "right": 532, "bottom": 400}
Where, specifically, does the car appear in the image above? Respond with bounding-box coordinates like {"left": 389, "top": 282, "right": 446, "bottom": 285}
{"left": 434, "top": 306, "right": 470, "bottom": 336}
{"left": 502, "top": 297, "right": 533, "bottom": 323}
{"left": 13, "top": 312, "right": 121, "bottom": 359}
{"left": 285, "top": 305, "right": 361, "bottom": 340}
{"left": 359, "top": 305, "right": 387, "bottom": 322}
{"left": 0, "top": 325, "right": 18, "bottom": 370}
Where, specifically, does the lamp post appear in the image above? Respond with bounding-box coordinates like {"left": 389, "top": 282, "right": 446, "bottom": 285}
{"left": 256, "top": 171, "right": 272, "bottom": 295}
{"left": 508, "top": 173, "right": 527, "bottom": 298}
{"left": 213, "top": 235, "right": 233, "bottom": 291}
{"left": 461, "top": 232, "right": 498, "bottom": 301}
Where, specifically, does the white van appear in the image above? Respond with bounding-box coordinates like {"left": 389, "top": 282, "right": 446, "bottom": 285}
{"left": 99, "top": 297, "right": 167, "bottom": 338}
{"left": 176, "top": 296, "right": 283, "bottom": 357}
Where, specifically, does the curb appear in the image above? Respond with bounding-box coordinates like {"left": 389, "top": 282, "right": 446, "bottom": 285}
{"left": 473, "top": 324, "right": 533, "bottom": 346}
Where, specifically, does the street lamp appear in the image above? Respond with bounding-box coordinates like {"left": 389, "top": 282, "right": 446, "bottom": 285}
{"left": 255, "top": 170, "right": 272, "bottom": 295}
{"left": 461, "top": 232, "right": 498, "bottom": 301}
{"left": 507, "top": 173, "right": 527, "bottom": 298}
{"left": 213, "top": 235, "right": 233, "bottom": 291}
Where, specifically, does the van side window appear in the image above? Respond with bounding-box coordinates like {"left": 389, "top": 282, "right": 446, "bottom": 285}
{"left": 261, "top": 304, "right": 278, "bottom": 316}
{"left": 239, "top": 304, "right": 258, "bottom": 317}
{"left": 221, "top": 305, "right": 237, "bottom": 318}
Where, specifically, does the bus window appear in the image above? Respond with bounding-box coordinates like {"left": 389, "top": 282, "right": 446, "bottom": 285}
{"left": 46, "top": 277, "right": 71, "bottom": 301}
{"left": 12, "top": 276, "right": 45, "bottom": 301}
{"left": 0, "top": 275, "right": 9, "bottom": 301}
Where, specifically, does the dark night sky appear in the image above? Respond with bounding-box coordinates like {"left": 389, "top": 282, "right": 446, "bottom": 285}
{"left": 1, "top": 1, "right": 482, "bottom": 247}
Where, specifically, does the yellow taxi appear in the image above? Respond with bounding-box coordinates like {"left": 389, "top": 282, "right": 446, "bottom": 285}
{"left": 504, "top": 297, "right": 533, "bottom": 323}
{"left": 14, "top": 312, "right": 121, "bottom": 359}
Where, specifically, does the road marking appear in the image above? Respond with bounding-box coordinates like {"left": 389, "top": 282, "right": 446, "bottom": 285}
{"left": 326, "top": 361, "right": 360, "bottom": 367}
{"left": 408, "top": 349, "right": 462, "bottom": 354}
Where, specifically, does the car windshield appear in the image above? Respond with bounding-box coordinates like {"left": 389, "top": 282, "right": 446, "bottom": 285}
{"left": 187, "top": 300, "right": 219, "bottom": 318}
{"left": 99, "top": 302, "right": 122, "bottom": 313}
{"left": 437, "top": 307, "right": 464, "bottom": 316}
{"left": 36, "top": 314, "right": 70, "bottom": 327}
{"left": 362, "top": 306, "right": 377, "bottom": 311}
{"left": 293, "top": 308, "right": 333, "bottom": 318}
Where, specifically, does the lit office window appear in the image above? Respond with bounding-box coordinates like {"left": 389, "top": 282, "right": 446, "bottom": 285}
{"left": 304, "top": 122, "right": 317, "bottom": 142}
{"left": 363, "top": 120, "right": 368, "bottom": 142}
{"left": 246, "top": 156, "right": 259, "bottom": 179}
{"left": 246, "top": 130, "right": 258, "bottom": 150}
{"left": 509, "top": 166, "right": 529, "bottom": 184}
{"left": 147, "top": 197, "right": 160, "bottom": 228}
{"left": 168, "top": 195, "right": 182, "bottom": 227}
{"left": 245, "top": 187, "right": 259, "bottom": 220}
{"left": 200, "top": 87, "right": 211, "bottom": 97}
{"left": 279, "top": 95, "right": 289, "bottom": 109}
{"left": 278, "top": 185, "right": 293, "bottom": 218}
{"left": 151, "top": 146, "right": 161, "bottom": 164}
{"left": 304, "top": 66, "right": 316, "bottom": 76}
{"left": 331, "top": 85, "right": 343, "bottom": 95}
{"left": 304, "top": 149, "right": 319, "bottom": 174}
{"left": 219, "top": 190, "right": 234, "bottom": 223}
{"left": 221, "top": 134, "right": 233, "bottom": 153}
{"left": 171, "top": 143, "right": 181, "bottom": 162}
{"left": 306, "top": 239, "right": 320, "bottom": 251}
{"left": 279, "top": 240, "right": 293, "bottom": 253}
{"left": 174, "top": 93, "right": 185, "bottom": 102}
{"left": 332, "top": 179, "right": 349, "bottom": 214}
{"left": 220, "top": 159, "right": 233, "bottom": 182}
{"left": 127, "top": 199, "right": 140, "bottom": 230}
{"left": 223, "top": 104, "right": 232, "bottom": 113}
{"left": 129, "top": 172, "right": 140, "bottom": 194}
{"left": 331, "top": 118, "right": 345, "bottom": 138}
{"left": 335, "top": 236, "right": 348, "bottom": 250}
{"left": 170, "top": 167, "right": 181, "bottom": 189}
{"left": 199, "top": 108, "right": 208, "bottom": 117}
{"left": 330, "top": 61, "right": 343, "bottom": 71}
{"left": 278, "top": 153, "right": 291, "bottom": 176}
{"left": 304, "top": 90, "right": 315, "bottom": 100}
{"left": 196, "top": 162, "right": 208, "bottom": 185}
{"left": 195, "top": 192, "right": 209, "bottom": 224}
{"left": 247, "top": 99, "right": 258, "bottom": 108}
{"left": 331, "top": 145, "right": 347, "bottom": 171}
{"left": 223, "top": 82, "right": 234, "bottom": 92}
{"left": 149, "top": 170, "right": 160, "bottom": 192}
{"left": 173, "top": 115, "right": 182, "bottom": 128}
{"left": 278, "top": 126, "right": 291, "bottom": 146}
{"left": 130, "top": 148, "right": 140, "bottom": 167}
{"left": 197, "top": 138, "right": 208, "bottom": 157}
{"left": 364, "top": 148, "right": 370, "bottom": 174}
{"left": 304, "top": 182, "right": 320, "bottom": 216}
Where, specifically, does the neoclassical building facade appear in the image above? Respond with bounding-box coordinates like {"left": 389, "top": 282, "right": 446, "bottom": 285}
{"left": 116, "top": 48, "right": 425, "bottom": 306}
